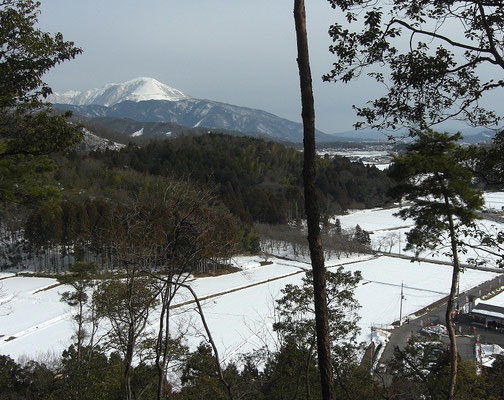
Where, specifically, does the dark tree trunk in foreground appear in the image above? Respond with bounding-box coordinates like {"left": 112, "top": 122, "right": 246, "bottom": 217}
{"left": 445, "top": 210, "right": 460, "bottom": 400}
{"left": 294, "top": 1, "right": 335, "bottom": 399}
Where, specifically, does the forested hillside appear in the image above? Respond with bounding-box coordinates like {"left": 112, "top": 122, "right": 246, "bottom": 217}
{"left": 90, "top": 133, "right": 393, "bottom": 224}
{"left": 3, "top": 133, "right": 393, "bottom": 272}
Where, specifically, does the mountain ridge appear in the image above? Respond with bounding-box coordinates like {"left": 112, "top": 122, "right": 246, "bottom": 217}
{"left": 50, "top": 77, "right": 336, "bottom": 143}
{"left": 49, "top": 77, "right": 190, "bottom": 106}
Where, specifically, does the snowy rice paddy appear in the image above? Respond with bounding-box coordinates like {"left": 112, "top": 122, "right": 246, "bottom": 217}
{"left": 1, "top": 194, "right": 503, "bottom": 363}
{"left": 0, "top": 254, "right": 498, "bottom": 363}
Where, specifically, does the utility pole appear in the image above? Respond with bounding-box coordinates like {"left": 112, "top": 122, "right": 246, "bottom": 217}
{"left": 399, "top": 281, "right": 404, "bottom": 326}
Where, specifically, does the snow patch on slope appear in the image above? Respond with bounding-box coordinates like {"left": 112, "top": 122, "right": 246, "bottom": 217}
{"left": 131, "top": 128, "right": 144, "bottom": 137}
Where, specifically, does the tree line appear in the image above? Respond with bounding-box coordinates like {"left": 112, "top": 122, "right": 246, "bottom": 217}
{"left": 0, "top": 132, "right": 394, "bottom": 271}
{"left": 89, "top": 133, "right": 394, "bottom": 224}
{"left": 9, "top": 175, "right": 256, "bottom": 273}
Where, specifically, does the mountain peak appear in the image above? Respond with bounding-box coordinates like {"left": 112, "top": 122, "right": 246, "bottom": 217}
{"left": 49, "top": 77, "right": 190, "bottom": 106}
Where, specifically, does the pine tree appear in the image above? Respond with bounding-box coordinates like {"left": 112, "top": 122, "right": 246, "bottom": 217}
{"left": 389, "top": 130, "right": 483, "bottom": 399}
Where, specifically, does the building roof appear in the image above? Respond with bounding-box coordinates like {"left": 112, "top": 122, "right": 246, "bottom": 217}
{"left": 472, "top": 303, "right": 504, "bottom": 320}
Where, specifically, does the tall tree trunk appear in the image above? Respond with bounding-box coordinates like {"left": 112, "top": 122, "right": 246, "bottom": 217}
{"left": 293, "top": 2, "right": 335, "bottom": 399}
{"left": 155, "top": 293, "right": 167, "bottom": 400}
{"left": 446, "top": 211, "right": 460, "bottom": 400}
{"left": 124, "top": 324, "right": 135, "bottom": 400}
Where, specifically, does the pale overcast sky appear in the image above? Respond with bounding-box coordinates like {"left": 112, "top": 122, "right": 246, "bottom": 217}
{"left": 37, "top": 1, "right": 385, "bottom": 133}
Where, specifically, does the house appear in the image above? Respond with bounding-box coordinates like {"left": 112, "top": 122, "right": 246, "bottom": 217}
{"left": 471, "top": 302, "right": 504, "bottom": 329}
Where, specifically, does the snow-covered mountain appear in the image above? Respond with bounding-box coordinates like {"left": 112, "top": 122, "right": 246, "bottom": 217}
{"left": 51, "top": 77, "right": 335, "bottom": 143}
{"left": 49, "top": 77, "right": 190, "bottom": 106}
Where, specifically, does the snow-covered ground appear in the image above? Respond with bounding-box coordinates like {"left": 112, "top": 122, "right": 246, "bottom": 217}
{"left": 0, "top": 254, "right": 498, "bottom": 363}
{"left": 333, "top": 194, "right": 504, "bottom": 268}
{"left": 1, "top": 193, "right": 503, "bottom": 363}
{"left": 481, "top": 344, "right": 504, "bottom": 367}
{"left": 483, "top": 192, "right": 504, "bottom": 212}
{"left": 317, "top": 146, "right": 393, "bottom": 170}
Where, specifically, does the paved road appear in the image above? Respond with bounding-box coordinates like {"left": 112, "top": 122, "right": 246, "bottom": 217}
{"left": 379, "top": 273, "right": 504, "bottom": 365}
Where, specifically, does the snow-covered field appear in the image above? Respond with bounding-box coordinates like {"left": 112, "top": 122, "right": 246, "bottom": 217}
{"left": 333, "top": 193, "right": 504, "bottom": 268}
{"left": 1, "top": 193, "right": 503, "bottom": 363}
{"left": 484, "top": 192, "right": 504, "bottom": 212}
{"left": 0, "top": 254, "right": 498, "bottom": 363}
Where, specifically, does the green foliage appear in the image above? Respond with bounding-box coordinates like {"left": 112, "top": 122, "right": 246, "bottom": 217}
{"left": 179, "top": 343, "right": 231, "bottom": 400}
{"left": 325, "top": 0, "right": 504, "bottom": 130}
{"left": 268, "top": 267, "right": 361, "bottom": 399}
{"left": 387, "top": 337, "right": 495, "bottom": 400}
{"left": 389, "top": 130, "right": 484, "bottom": 399}
{"left": 0, "top": 153, "right": 59, "bottom": 205}
{"left": 388, "top": 130, "right": 483, "bottom": 256}
{"left": 2, "top": 326, "right": 503, "bottom": 400}
{"left": 0, "top": 0, "right": 82, "bottom": 205}
{"left": 0, "top": 1, "right": 81, "bottom": 110}
{"left": 261, "top": 340, "right": 322, "bottom": 400}
{"left": 261, "top": 268, "right": 375, "bottom": 399}
{"left": 274, "top": 268, "right": 362, "bottom": 364}
{"left": 178, "top": 344, "right": 264, "bottom": 400}
{"left": 0, "top": 354, "right": 56, "bottom": 399}
{"left": 0, "top": 354, "right": 30, "bottom": 397}
{"left": 90, "top": 133, "right": 393, "bottom": 224}
{"left": 52, "top": 346, "right": 123, "bottom": 400}
{"left": 485, "top": 354, "right": 504, "bottom": 399}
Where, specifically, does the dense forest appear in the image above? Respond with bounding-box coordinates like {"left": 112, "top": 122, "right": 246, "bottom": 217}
{"left": 89, "top": 133, "right": 394, "bottom": 224}
{"left": 1, "top": 133, "right": 391, "bottom": 272}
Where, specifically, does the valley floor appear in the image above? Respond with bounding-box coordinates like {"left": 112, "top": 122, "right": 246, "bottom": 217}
{"left": 0, "top": 253, "right": 499, "bottom": 364}
{"left": 1, "top": 192, "right": 503, "bottom": 364}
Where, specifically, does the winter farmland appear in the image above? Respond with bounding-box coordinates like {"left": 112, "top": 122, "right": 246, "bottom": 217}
{"left": 1, "top": 195, "right": 503, "bottom": 363}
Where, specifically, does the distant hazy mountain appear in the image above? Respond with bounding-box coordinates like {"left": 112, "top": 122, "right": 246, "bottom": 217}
{"left": 50, "top": 77, "right": 334, "bottom": 143}
{"left": 328, "top": 127, "right": 497, "bottom": 144}
{"left": 449, "top": 128, "right": 496, "bottom": 143}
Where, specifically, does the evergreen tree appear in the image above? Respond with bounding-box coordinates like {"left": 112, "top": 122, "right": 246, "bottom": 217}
{"left": 353, "top": 224, "right": 371, "bottom": 246}
{"left": 273, "top": 267, "right": 362, "bottom": 397}
{"left": 334, "top": 218, "right": 342, "bottom": 235}
{"left": 0, "top": 0, "right": 82, "bottom": 205}
{"left": 389, "top": 130, "right": 484, "bottom": 399}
